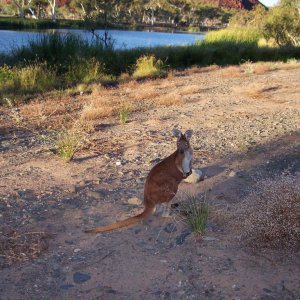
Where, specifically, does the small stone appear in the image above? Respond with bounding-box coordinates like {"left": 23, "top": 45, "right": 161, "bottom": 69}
{"left": 232, "top": 284, "right": 240, "bottom": 291}
{"left": 73, "top": 248, "right": 81, "bottom": 253}
{"left": 73, "top": 272, "right": 91, "bottom": 284}
{"left": 176, "top": 230, "right": 191, "bottom": 245}
{"left": 115, "top": 160, "right": 121, "bottom": 166}
{"left": 65, "top": 240, "right": 74, "bottom": 245}
{"left": 86, "top": 190, "right": 102, "bottom": 199}
{"left": 106, "top": 288, "right": 117, "bottom": 294}
{"left": 203, "top": 236, "right": 218, "bottom": 241}
{"left": 128, "top": 197, "right": 142, "bottom": 205}
{"left": 262, "top": 288, "right": 272, "bottom": 294}
{"left": 276, "top": 281, "right": 285, "bottom": 292}
{"left": 164, "top": 223, "right": 177, "bottom": 233}
{"left": 135, "top": 178, "right": 143, "bottom": 184}
{"left": 183, "top": 169, "right": 203, "bottom": 184}
{"left": 60, "top": 284, "right": 75, "bottom": 291}
{"left": 68, "top": 185, "right": 77, "bottom": 193}
{"left": 228, "top": 171, "right": 236, "bottom": 177}
{"left": 151, "top": 291, "right": 162, "bottom": 297}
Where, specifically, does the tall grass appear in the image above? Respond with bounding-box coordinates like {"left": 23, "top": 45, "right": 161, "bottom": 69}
{"left": 203, "top": 28, "right": 261, "bottom": 45}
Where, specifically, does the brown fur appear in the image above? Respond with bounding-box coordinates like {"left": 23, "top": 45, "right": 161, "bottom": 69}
{"left": 84, "top": 130, "right": 193, "bottom": 234}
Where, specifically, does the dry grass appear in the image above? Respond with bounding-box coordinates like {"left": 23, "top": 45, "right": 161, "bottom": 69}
{"left": 179, "top": 85, "right": 201, "bottom": 96}
{"left": 219, "top": 66, "right": 243, "bottom": 78}
{"left": 155, "top": 92, "right": 183, "bottom": 106}
{"left": 237, "top": 174, "right": 300, "bottom": 251}
{"left": 184, "top": 65, "right": 219, "bottom": 75}
{"left": 129, "top": 85, "right": 161, "bottom": 101}
{"left": 252, "top": 63, "right": 273, "bottom": 74}
{"left": 0, "top": 227, "right": 49, "bottom": 268}
{"left": 240, "top": 83, "right": 281, "bottom": 99}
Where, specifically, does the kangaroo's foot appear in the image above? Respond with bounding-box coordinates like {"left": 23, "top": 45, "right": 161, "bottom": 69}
{"left": 161, "top": 202, "right": 172, "bottom": 218}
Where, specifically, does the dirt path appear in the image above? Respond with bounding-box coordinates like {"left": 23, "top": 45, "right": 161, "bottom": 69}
{"left": 0, "top": 65, "right": 300, "bottom": 300}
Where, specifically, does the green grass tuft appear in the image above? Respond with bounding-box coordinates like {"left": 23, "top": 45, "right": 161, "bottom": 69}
{"left": 183, "top": 194, "right": 209, "bottom": 234}
{"left": 55, "top": 129, "right": 82, "bottom": 162}
{"left": 119, "top": 105, "right": 130, "bottom": 125}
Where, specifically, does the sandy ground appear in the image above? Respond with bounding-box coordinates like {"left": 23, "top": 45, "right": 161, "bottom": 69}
{"left": 0, "top": 64, "right": 300, "bottom": 300}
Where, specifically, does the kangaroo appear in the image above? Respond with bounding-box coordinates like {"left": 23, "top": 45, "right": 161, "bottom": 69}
{"left": 84, "top": 128, "right": 193, "bottom": 234}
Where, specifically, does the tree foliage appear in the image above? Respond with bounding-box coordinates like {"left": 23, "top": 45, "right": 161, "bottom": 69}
{"left": 3, "top": 0, "right": 236, "bottom": 27}
{"left": 264, "top": 0, "right": 300, "bottom": 46}
{"left": 229, "top": 0, "right": 300, "bottom": 46}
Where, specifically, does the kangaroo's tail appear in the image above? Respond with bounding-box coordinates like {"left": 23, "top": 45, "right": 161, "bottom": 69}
{"left": 84, "top": 203, "right": 155, "bottom": 234}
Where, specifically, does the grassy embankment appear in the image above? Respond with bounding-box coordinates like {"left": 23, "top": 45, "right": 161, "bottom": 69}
{"left": 0, "top": 28, "right": 299, "bottom": 105}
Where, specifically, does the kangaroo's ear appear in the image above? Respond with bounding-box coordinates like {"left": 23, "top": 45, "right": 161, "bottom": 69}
{"left": 172, "top": 128, "right": 182, "bottom": 138}
{"left": 184, "top": 129, "right": 193, "bottom": 140}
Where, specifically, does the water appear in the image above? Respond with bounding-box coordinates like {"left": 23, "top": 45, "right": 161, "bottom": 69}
{"left": 0, "top": 29, "right": 204, "bottom": 53}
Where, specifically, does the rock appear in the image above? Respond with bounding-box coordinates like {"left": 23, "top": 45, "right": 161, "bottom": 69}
{"left": 86, "top": 190, "right": 103, "bottom": 199}
{"left": 203, "top": 236, "right": 219, "bottom": 241}
{"left": 276, "top": 281, "right": 285, "bottom": 292}
{"left": 135, "top": 178, "right": 143, "bottom": 184}
{"left": 228, "top": 170, "right": 236, "bottom": 177}
{"left": 115, "top": 160, "right": 122, "bottom": 166}
{"left": 151, "top": 291, "right": 162, "bottom": 297}
{"left": 68, "top": 185, "right": 77, "bottom": 193}
{"left": 183, "top": 169, "right": 203, "bottom": 184}
{"left": 164, "top": 223, "right": 177, "bottom": 233}
{"left": 73, "top": 272, "right": 91, "bottom": 284}
{"left": 176, "top": 230, "right": 191, "bottom": 245}
{"left": 105, "top": 288, "right": 117, "bottom": 294}
{"left": 128, "top": 197, "right": 142, "bottom": 205}
{"left": 60, "top": 284, "right": 75, "bottom": 291}
{"left": 73, "top": 248, "right": 81, "bottom": 253}
{"left": 262, "top": 288, "right": 272, "bottom": 294}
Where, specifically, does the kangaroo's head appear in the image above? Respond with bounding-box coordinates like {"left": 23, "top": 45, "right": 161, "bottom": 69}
{"left": 172, "top": 128, "right": 193, "bottom": 178}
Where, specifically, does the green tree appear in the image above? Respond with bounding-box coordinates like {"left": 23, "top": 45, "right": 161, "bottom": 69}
{"left": 264, "top": 0, "right": 300, "bottom": 46}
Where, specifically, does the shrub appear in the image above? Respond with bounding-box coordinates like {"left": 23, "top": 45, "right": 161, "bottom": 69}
{"left": 132, "top": 55, "right": 165, "bottom": 79}
{"left": 55, "top": 129, "right": 82, "bottom": 162}
{"left": 238, "top": 174, "right": 300, "bottom": 251}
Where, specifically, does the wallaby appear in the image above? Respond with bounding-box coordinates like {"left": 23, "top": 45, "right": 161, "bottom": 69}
{"left": 84, "top": 128, "right": 193, "bottom": 234}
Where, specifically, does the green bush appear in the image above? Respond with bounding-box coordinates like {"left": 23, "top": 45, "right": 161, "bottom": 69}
{"left": 132, "top": 55, "right": 165, "bottom": 79}
{"left": 64, "top": 58, "right": 104, "bottom": 85}
{"left": 0, "top": 63, "right": 56, "bottom": 95}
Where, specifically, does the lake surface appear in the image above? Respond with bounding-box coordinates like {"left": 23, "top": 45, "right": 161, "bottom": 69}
{"left": 0, "top": 29, "right": 204, "bottom": 53}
